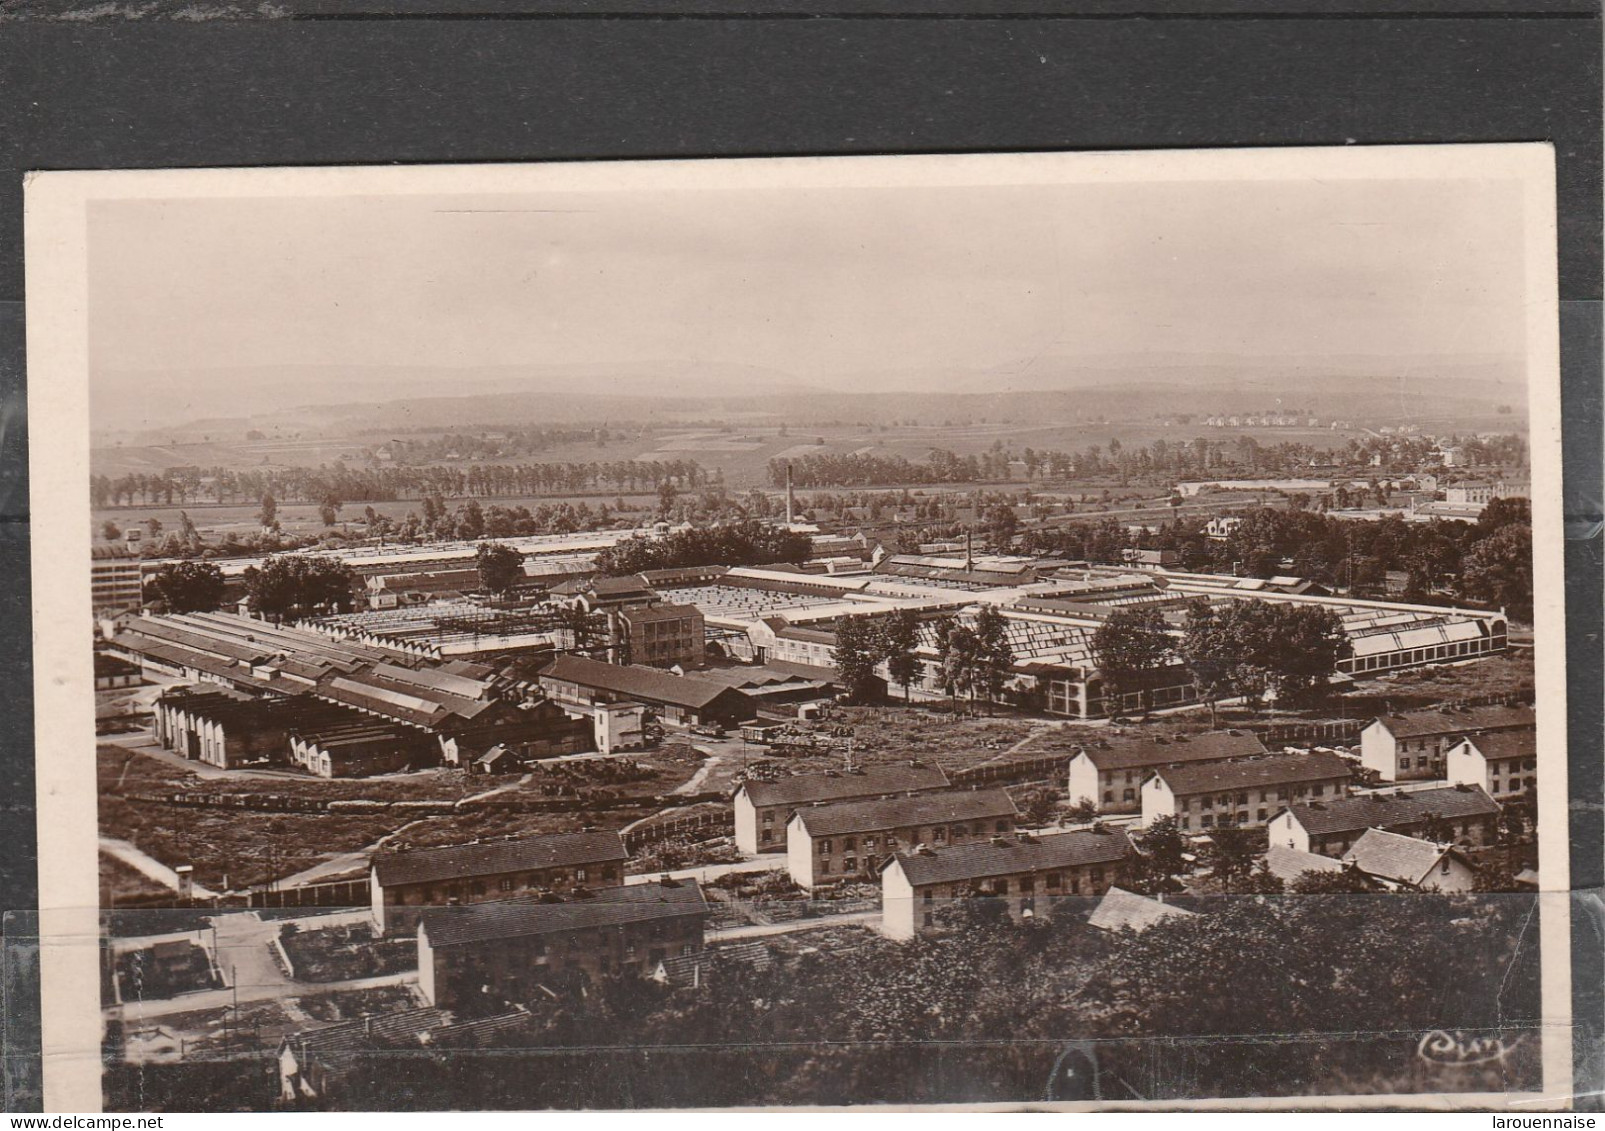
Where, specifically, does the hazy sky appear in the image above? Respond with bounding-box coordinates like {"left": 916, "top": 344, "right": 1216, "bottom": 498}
{"left": 88, "top": 172, "right": 1528, "bottom": 396}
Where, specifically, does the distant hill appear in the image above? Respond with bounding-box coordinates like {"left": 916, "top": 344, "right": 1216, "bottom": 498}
{"left": 92, "top": 353, "right": 1527, "bottom": 448}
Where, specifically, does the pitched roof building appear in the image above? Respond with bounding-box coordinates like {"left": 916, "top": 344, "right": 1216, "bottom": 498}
{"left": 1343, "top": 828, "right": 1476, "bottom": 892}
{"left": 882, "top": 828, "right": 1134, "bottom": 939}
{"left": 1446, "top": 730, "right": 1539, "bottom": 804}
{"left": 417, "top": 880, "right": 710, "bottom": 1009}
{"left": 1358, "top": 703, "right": 1534, "bottom": 782}
{"left": 1141, "top": 751, "right": 1352, "bottom": 832}
{"left": 537, "top": 654, "right": 756, "bottom": 726}
{"left": 785, "top": 788, "right": 1018, "bottom": 889}
{"left": 371, "top": 830, "right": 630, "bottom": 935}
{"left": 1087, "top": 887, "right": 1196, "bottom": 934}
{"left": 1267, "top": 784, "right": 1501, "bottom": 857}
{"left": 1067, "top": 730, "right": 1269, "bottom": 814}
{"left": 733, "top": 763, "right": 951, "bottom": 854}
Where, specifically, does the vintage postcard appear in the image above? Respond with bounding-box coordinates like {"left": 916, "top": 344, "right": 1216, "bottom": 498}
{"left": 23, "top": 145, "right": 1571, "bottom": 1112}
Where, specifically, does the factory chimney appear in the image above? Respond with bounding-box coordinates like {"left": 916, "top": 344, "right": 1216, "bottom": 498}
{"left": 964, "top": 529, "right": 974, "bottom": 573}
{"left": 785, "top": 462, "right": 795, "bottom": 526}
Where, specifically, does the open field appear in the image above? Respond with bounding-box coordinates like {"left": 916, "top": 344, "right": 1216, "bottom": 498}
{"left": 91, "top": 415, "right": 1376, "bottom": 506}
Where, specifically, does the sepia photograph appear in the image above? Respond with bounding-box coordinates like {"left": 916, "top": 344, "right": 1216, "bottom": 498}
{"left": 24, "top": 145, "right": 1569, "bottom": 1112}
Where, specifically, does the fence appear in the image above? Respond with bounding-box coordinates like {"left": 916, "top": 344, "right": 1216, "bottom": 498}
{"left": 950, "top": 752, "right": 1075, "bottom": 788}
{"left": 248, "top": 877, "right": 370, "bottom": 910}
{"left": 123, "top": 789, "right": 727, "bottom": 817}
{"left": 1250, "top": 720, "right": 1366, "bottom": 746}
{"left": 623, "top": 810, "right": 734, "bottom": 853}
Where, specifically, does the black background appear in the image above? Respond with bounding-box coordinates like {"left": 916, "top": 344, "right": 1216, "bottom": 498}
{"left": 0, "top": 0, "right": 1599, "bottom": 1109}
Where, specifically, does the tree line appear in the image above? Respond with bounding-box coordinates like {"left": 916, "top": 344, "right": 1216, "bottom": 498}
{"left": 90, "top": 458, "right": 708, "bottom": 509}
{"left": 1025, "top": 497, "right": 1533, "bottom": 620}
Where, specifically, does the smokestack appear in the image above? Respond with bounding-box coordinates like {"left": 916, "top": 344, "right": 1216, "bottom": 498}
{"left": 785, "top": 462, "right": 795, "bottom": 526}
{"left": 965, "top": 530, "right": 974, "bottom": 573}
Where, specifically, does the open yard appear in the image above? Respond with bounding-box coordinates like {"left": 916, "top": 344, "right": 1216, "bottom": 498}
{"left": 115, "top": 941, "right": 221, "bottom": 1003}
{"left": 278, "top": 922, "right": 416, "bottom": 983}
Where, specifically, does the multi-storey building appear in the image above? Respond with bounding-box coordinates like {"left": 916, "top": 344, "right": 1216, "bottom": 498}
{"left": 91, "top": 547, "right": 147, "bottom": 615}
{"left": 733, "top": 763, "right": 951, "bottom": 854}
{"left": 1267, "top": 784, "right": 1502, "bottom": 857}
{"left": 371, "top": 830, "right": 630, "bottom": 936}
{"left": 1358, "top": 704, "right": 1534, "bottom": 782}
{"left": 1066, "top": 730, "right": 1268, "bottom": 814}
{"left": 1445, "top": 730, "right": 1538, "bottom": 803}
{"left": 617, "top": 602, "right": 706, "bottom": 669}
{"left": 881, "top": 828, "right": 1133, "bottom": 939}
{"left": 1141, "top": 751, "right": 1352, "bottom": 832}
{"left": 417, "top": 880, "right": 709, "bottom": 1008}
{"left": 785, "top": 789, "right": 1018, "bottom": 889}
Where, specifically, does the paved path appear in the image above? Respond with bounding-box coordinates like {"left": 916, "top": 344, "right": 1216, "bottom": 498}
{"left": 111, "top": 970, "right": 418, "bottom": 1023}
{"left": 100, "top": 838, "right": 219, "bottom": 900}
{"left": 626, "top": 856, "right": 781, "bottom": 886}
{"left": 710, "top": 910, "right": 880, "bottom": 941}
{"left": 109, "top": 909, "right": 414, "bottom": 1023}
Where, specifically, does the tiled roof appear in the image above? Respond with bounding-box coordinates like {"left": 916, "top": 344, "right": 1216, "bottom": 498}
{"left": 791, "top": 788, "right": 1017, "bottom": 838}
{"left": 1264, "top": 845, "right": 1346, "bottom": 883}
{"left": 741, "top": 764, "right": 950, "bottom": 808}
{"left": 1153, "top": 751, "right": 1351, "bottom": 795}
{"left": 1079, "top": 730, "right": 1267, "bottom": 772}
{"left": 1087, "top": 887, "right": 1196, "bottom": 933}
{"left": 1370, "top": 704, "right": 1534, "bottom": 740}
{"left": 420, "top": 880, "right": 708, "bottom": 948}
{"left": 892, "top": 828, "right": 1133, "bottom": 888}
{"left": 1454, "top": 730, "right": 1538, "bottom": 761}
{"left": 1344, "top": 828, "right": 1454, "bottom": 886}
{"left": 1284, "top": 785, "right": 1500, "bottom": 836}
{"left": 374, "top": 830, "right": 629, "bottom": 888}
{"left": 539, "top": 654, "right": 752, "bottom": 712}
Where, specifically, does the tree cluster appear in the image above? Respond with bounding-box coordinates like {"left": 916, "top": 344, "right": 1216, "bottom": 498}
{"left": 594, "top": 521, "right": 811, "bottom": 576}
{"left": 830, "top": 608, "right": 924, "bottom": 704}
{"left": 242, "top": 555, "right": 359, "bottom": 623}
